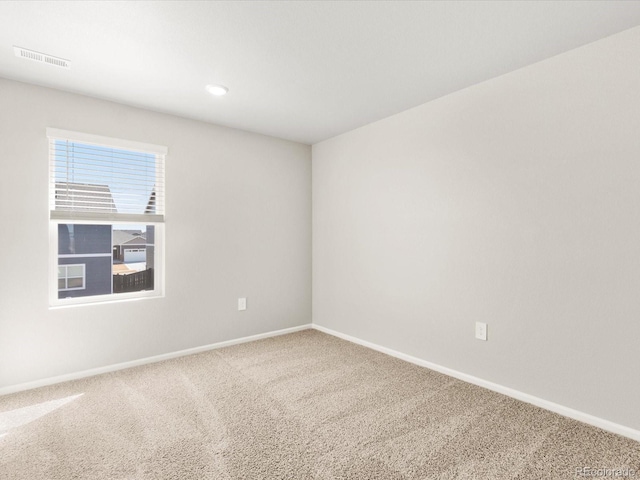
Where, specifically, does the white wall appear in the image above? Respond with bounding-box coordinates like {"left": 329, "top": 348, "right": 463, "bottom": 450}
{"left": 0, "top": 78, "right": 311, "bottom": 388}
{"left": 313, "top": 26, "right": 640, "bottom": 431}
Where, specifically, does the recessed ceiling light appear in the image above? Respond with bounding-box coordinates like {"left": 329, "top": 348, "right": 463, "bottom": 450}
{"left": 206, "top": 84, "right": 228, "bottom": 96}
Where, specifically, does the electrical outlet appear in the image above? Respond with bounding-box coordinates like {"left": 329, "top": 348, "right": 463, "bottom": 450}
{"left": 475, "top": 322, "right": 487, "bottom": 341}
{"left": 238, "top": 297, "right": 247, "bottom": 311}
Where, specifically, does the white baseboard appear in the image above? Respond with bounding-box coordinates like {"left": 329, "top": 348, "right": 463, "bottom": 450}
{"left": 0, "top": 324, "right": 313, "bottom": 396}
{"left": 312, "top": 324, "right": 640, "bottom": 443}
{"left": 4, "top": 322, "right": 638, "bottom": 443}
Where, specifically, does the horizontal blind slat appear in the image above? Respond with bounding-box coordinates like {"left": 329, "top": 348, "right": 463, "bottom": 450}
{"left": 50, "top": 136, "right": 165, "bottom": 217}
{"left": 50, "top": 210, "right": 164, "bottom": 223}
{"left": 52, "top": 165, "right": 162, "bottom": 178}
{"left": 50, "top": 153, "right": 161, "bottom": 171}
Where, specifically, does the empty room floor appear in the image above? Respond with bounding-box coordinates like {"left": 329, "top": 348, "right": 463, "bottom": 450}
{"left": 1, "top": 329, "right": 638, "bottom": 479}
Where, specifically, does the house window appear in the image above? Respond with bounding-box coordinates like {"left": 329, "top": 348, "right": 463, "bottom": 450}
{"left": 58, "top": 264, "right": 86, "bottom": 291}
{"left": 48, "top": 129, "right": 166, "bottom": 306}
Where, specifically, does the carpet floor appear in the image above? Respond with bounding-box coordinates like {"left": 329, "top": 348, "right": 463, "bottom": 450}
{"left": 1, "top": 329, "right": 638, "bottom": 479}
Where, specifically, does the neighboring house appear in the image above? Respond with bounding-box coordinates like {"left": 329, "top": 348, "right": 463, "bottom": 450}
{"left": 145, "top": 191, "right": 156, "bottom": 270}
{"left": 58, "top": 224, "right": 113, "bottom": 299}
{"left": 112, "top": 230, "right": 147, "bottom": 263}
{"left": 112, "top": 227, "right": 155, "bottom": 293}
{"left": 56, "top": 183, "right": 115, "bottom": 299}
{"left": 145, "top": 190, "right": 156, "bottom": 214}
{"left": 54, "top": 182, "right": 117, "bottom": 213}
{"left": 56, "top": 183, "right": 155, "bottom": 298}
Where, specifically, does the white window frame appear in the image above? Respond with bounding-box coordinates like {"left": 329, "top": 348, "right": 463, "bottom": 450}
{"left": 48, "top": 128, "right": 166, "bottom": 308}
{"left": 58, "top": 264, "right": 86, "bottom": 291}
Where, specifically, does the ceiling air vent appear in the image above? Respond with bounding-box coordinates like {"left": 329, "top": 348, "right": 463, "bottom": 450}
{"left": 13, "top": 46, "right": 70, "bottom": 69}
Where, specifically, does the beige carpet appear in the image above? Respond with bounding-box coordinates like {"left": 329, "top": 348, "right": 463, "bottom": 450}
{"left": 1, "top": 329, "right": 638, "bottom": 479}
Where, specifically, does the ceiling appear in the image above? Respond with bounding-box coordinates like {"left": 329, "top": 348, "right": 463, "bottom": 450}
{"left": 1, "top": 1, "right": 640, "bottom": 145}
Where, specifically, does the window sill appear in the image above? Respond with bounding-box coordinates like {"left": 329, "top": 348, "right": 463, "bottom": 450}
{"left": 49, "top": 291, "right": 164, "bottom": 309}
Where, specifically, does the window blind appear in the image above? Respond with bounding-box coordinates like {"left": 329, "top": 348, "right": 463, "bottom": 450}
{"left": 48, "top": 129, "right": 166, "bottom": 223}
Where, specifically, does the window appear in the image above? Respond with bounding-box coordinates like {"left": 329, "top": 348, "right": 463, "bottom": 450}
{"left": 58, "top": 264, "right": 85, "bottom": 291}
{"left": 48, "top": 129, "right": 166, "bottom": 306}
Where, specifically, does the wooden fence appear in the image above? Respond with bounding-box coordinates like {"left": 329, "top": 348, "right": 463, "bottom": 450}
{"left": 113, "top": 268, "right": 154, "bottom": 293}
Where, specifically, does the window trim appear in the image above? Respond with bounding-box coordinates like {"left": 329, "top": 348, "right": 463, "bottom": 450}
{"left": 48, "top": 129, "right": 166, "bottom": 308}
{"left": 46, "top": 128, "right": 167, "bottom": 156}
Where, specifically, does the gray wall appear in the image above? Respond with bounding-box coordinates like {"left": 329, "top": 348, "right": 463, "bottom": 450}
{"left": 313, "top": 26, "right": 640, "bottom": 430}
{"left": 0, "top": 78, "right": 311, "bottom": 387}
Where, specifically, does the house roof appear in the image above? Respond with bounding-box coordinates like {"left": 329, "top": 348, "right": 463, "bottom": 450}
{"left": 123, "top": 236, "right": 146, "bottom": 246}
{"left": 54, "top": 182, "right": 116, "bottom": 213}
{"left": 112, "top": 230, "right": 146, "bottom": 246}
{"left": 145, "top": 191, "right": 156, "bottom": 214}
